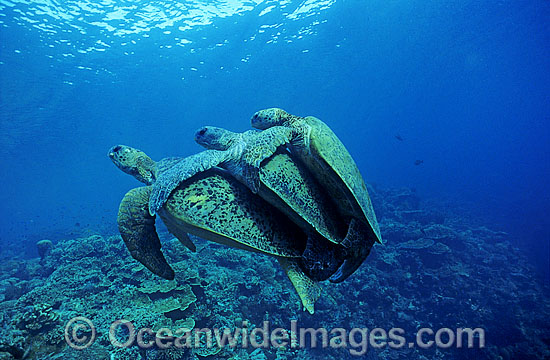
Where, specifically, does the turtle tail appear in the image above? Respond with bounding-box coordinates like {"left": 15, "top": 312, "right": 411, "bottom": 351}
{"left": 118, "top": 186, "right": 175, "bottom": 280}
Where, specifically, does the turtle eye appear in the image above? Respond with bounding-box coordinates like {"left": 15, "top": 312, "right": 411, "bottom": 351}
{"left": 112, "top": 145, "right": 121, "bottom": 152}
{"left": 198, "top": 128, "right": 207, "bottom": 136}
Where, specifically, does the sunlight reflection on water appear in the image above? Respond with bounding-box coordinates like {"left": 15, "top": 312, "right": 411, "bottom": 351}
{"left": 0, "top": 0, "right": 335, "bottom": 55}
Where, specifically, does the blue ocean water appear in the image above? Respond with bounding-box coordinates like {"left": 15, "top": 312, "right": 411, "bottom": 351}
{"left": 1, "top": 0, "right": 549, "bottom": 359}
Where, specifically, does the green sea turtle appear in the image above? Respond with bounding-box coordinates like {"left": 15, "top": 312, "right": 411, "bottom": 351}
{"left": 148, "top": 126, "right": 369, "bottom": 281}
{"left": 151, "top": 128, "right": 343, "bottom": 244}
{"left": 194, "top": 126, "right": 373, "bottom": 281}
{"left": 249, "top": 108, "right": 383, "bottom": 278}
{"left": 111, "top": 143, "right": 347, "bottom": 281}
{"left": 109, "top": 145, "right": 324, "bottom": 313}
{"left": 149, "top": 124, "right": 378, "bottom": 282}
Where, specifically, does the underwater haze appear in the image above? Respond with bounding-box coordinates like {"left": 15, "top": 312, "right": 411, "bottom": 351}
{"left": 1, "top": 0, "right": 550, "bottom": 359}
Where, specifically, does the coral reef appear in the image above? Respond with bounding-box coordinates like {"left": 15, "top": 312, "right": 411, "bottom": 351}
{"left": 0, "top": 185, "right": 548, "bottom": 359}
{"left": 35, "top": 240, "right": 53, "bottom": 261}
{"left": 14, "top": 304, "right": 59, "bottom": 333}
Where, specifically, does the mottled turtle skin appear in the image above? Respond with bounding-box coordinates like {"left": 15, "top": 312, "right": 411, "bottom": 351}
{"left": 109, "top": 146, "right": 322, "bottom": 313}
{"left": 250, "top": 108, "right": 383, "bottom": 280}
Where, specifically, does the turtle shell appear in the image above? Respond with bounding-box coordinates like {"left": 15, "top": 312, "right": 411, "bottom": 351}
{"left": 295, "top": 116, "right": 382, "bottom": 244}
{"left": 256, "top": 150, "right": 346, "bottom": 245}
{"left": 158, "top": 167, "right": 307, "bottom": 257}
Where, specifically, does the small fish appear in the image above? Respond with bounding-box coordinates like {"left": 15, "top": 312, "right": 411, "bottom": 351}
{"left": 414, "top": 160, "right": 424, "bottom": 166}
{"left": 395, "top": 134, "right": 404, "bottom": 141}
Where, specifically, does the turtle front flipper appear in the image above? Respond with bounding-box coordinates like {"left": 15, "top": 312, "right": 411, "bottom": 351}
{"left": 241, "top": 162, "right": 261, "bottom": 193}
{"left": 278, "top": 257, "right": 321, "bottom": 314}
{"left": 118, "top": 186, "right": 175, "bottom": 280}
{"left": 242, "top": 126, "right": 295, "bottom": 193}
{"left": 149, "top": 150, "right": 229, "bottom": 215}
{"left": 329, "top": 219, "right": 375, "bottom": 283}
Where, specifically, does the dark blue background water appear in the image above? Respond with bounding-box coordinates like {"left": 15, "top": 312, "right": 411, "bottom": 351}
{"left": 0, "top": 0, "right": 549, "bottom": 282}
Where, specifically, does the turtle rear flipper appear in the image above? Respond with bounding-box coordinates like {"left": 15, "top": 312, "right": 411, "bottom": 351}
{"left": 278, "top": 257, "right": 321, "bottom": 314}
{"left": 118, "top": 186, "right": 175, "bottom": 280}
{"left": 300, "top": 234, "right": 345, "bottom": 281}
{"left": 329, "top": 219, "right": 375, "bottom": 283}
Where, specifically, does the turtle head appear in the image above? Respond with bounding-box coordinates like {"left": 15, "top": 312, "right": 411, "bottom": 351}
{"left": 108, "top": 145, "right": 156, "bottom": 185}
{"left": 251, "top": 108, "right": 291, "bottom": 129}
{"left": 194, "top": 126, "right": 237, "bottom": 151}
